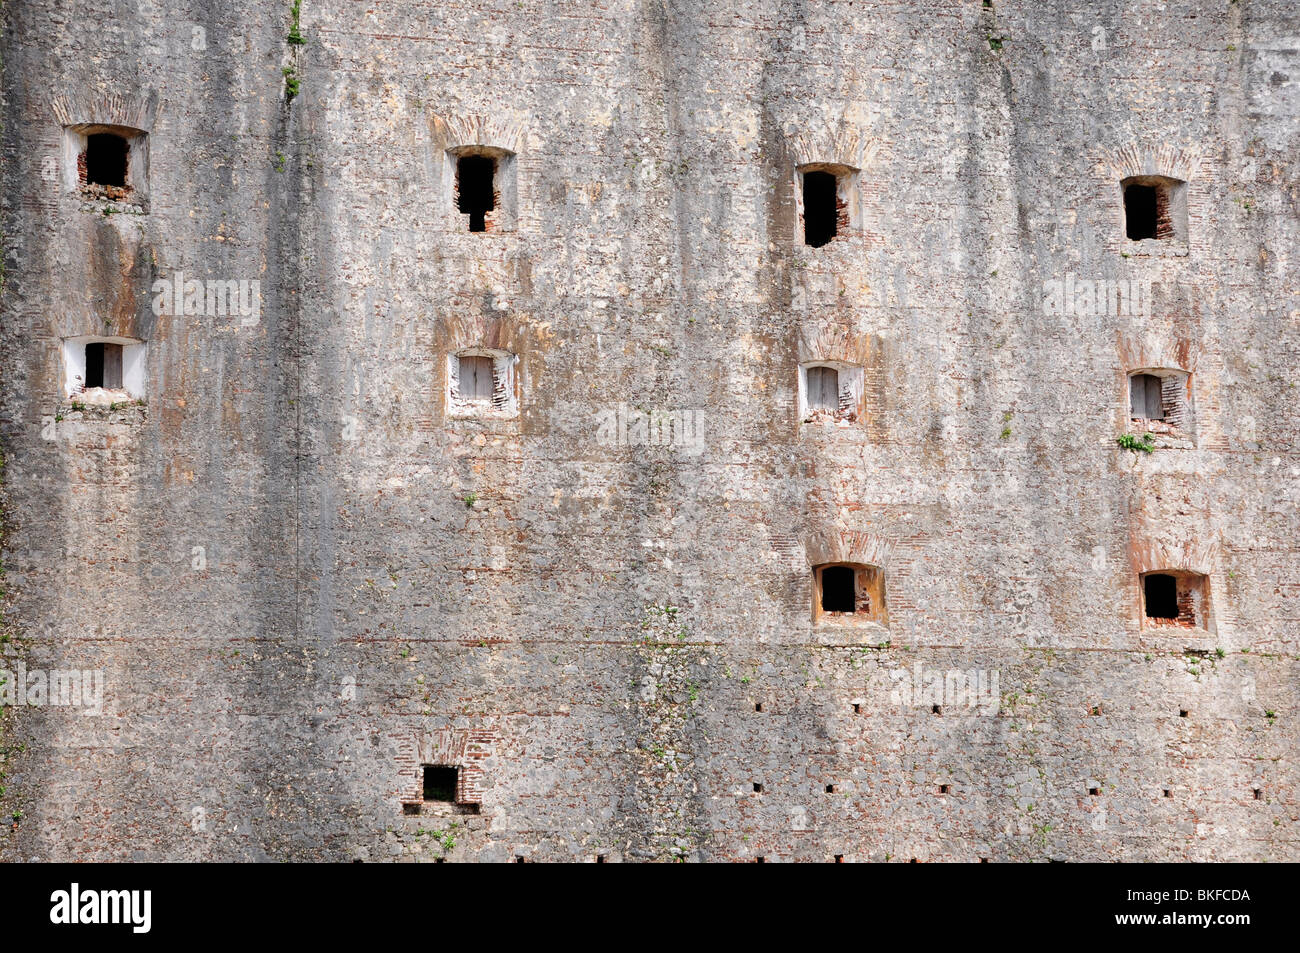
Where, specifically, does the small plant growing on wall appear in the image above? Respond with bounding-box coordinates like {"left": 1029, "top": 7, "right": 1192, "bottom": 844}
{"left": 1117, "top": 432, "right": 1155, "bottom": 453}
{"left": 288, "top": 0, "right": 306, "bottom": 45}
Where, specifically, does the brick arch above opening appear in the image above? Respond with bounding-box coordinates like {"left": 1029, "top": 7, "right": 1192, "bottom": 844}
{"left": 797, "top": 324, "right": 881, "bottom": 367}
{"left": 1095, "top": 141, "right": 1206, "bottom": 185}
{"left": 429, "top": 111, "right": 530, "bottom": 156}
{"left": 805, "top": 529, "right": 894, "bottom": 570}
{"left": 1130, "top": 538, "right": 1217, "bottom": 576}
{"left": 439, "top": 311, "right": 526, "bottom": 355}
{"left": 51, "top": 89, "right": 159, "bottom": 132}
{"left": 784, "top": 117, "right": 880, "bottom": 172}
{"left": 1117, "top": 333, "right": 1199, "bottom": 376}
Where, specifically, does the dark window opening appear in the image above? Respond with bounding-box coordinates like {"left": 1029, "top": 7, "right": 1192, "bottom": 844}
{"left": 939, "top": 784, "right": 950, "bottom": 794}
{"left": 1144, "top": 574, "right": 1178, "bottom": 619}
{"left": 1124, "top": 183, "right": 1157, "bottom": 240}
{"left": 1162, "top": 788, "right": 1172, "bottom": 798}
{"left": 932, "top": 704, "right": 942, "bottom": 715}
{"left": 515, "top": 856, "right": 526, "bottom": 863}
{"left": 402, "top": 803, "right": 420, "bottom": 816}
{"left": 754, "top": 703, "right": 763, "bottom": 712}
{"left": 803, "top": 170, "right": 838, "bottom": 247}
{"left": 807, "top": 365, "right": 839, "bottom": 412}
{"left": 1254, "top": 788, "right": 1263, "bottom": 800}
{"left": 814, "top": 563, "right": 884, "bottom": 623}
{"left": 1179, "top": 709, "right": 1189, "bottom": 718}
{"left": 979, "top": 858, "right": 989, "bottom": 863}
{"left": 1089, "top": 787, "right": 1100, "bottom": 796}
{"left": 457, "top": 155, "right": 496, "bottom": 232}
{"left": 596, "top": 855, "right": 607, "bottom": 863}
{"left": 755, "top": 857, "right": 766, "bottom": 863}
{"left": 1090, "top": 705, "right": 1102, "bottom": 716}
{"left": 820, "top": 565, "right": 855, "bottom": 613}
{"left": 85, "top": 342, "right": 123, "bottom": 390}
{"left": 834, "top": 854, "right": 844, "bottom": 863}
{"left": 1130, "top": 373, "right": 1164, "bottom": 419}
{"left": 753, "top": 782, "right": 763, "bottom": 793}
{"left": 459, "top": 355, "right": 494, "bottom": 401}
{"left": 422, "top": 765, "right": 458, "bottom": 803}
{"left": 85, "top": 133, "right": 128, "bottom": 188}
{"left": 852, "top": 703, "right": 861, "bottom": 714}
{"left": 825, "top": 784, "right": 835, "bottom": 794}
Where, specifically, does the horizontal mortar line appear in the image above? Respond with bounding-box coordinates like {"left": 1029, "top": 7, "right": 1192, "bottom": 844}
{"left": 319, "top": 29, "right": 623, "bottom": 54}
{"left": 318, "top": 639, "right": 1283, "bottom": 656}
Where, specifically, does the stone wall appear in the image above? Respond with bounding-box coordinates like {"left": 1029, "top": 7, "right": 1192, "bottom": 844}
{"left": 0, "top": 0, "right": 1296, "bottom": 861}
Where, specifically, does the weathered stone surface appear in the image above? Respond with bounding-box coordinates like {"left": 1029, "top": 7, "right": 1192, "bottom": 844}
{"left": 0, "top": 0, "right": 1296, "bottom": 861}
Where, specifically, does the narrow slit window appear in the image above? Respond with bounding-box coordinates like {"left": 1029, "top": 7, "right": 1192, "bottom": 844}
{"left": 458, "top": 355, "right": 494, "bottom": 401}
{"left": 820, "top": 565, "right": 856, "bottom": 613}
{"left": 457, "top": 155, "right": 496, "bottom": 232}
{"left": 807, "top": 366, "right": 839, "bottom": 412}
{"left": 1144, "top": 573, "right": 1178, "bottom": 620}
{"left": 84, "top": 342, "right": 123, "bottom": 390}
{"left": 422, "top": 765, "right": 459, "bottom": 803}
{"left": 803, "top": 170, "right": 838, "bottom": 247}
{"left": 1130, "top": 373, "right": 1164, "bottom": 419}
{"left": 1124, "top": 183, "right": 1158, "bottom": 240}
{"left": 85, "top": 133, "right": 129, "bottom": 188}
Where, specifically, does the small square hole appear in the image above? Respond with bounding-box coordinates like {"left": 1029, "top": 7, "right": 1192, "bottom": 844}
{"left": 852, "top": 703, "right": 861, "bottom": 714}
{"left": 932, "top": 704, "right": 942, "bottom": 715}
{"left": 979, "top": 858, "right": 989, "bottom": 863}
{"left": 754, "top": 856, "right": 765, "bottom": 863}
{"left": 820, "top": 565, "right": 855, "bottom": 612}
{"left": 939, "top": 784, "right": 950, "bottom": 795}
{"left": 86, "top": 132, "right": 129, "bottom": 188}
{"left": 1253, "top": 788, "right": 1263, "bottom": 801}
{"left": 515, "top": 856, "right": 526, "bottom": 863}
{"left": 1142, "top": 571, "right": 1209, "bottom": 629}
{"left": 1162, "top": 788, "right": 1173, "bottom": 798}
{"left": 1089, "top": 787, "right": 1100, "bottom": 796}
{"left": 596, "top": 855, "right": 607, "bottom": 863}
{"left": 753, "top": 782, "right": 763, "bottom": 794}
{"left": 1179, "top": 709, "right": 1189, "bottom": 718}
{"left": 825, "top": 784, "right": 835, "bottom": 794}
{"left": 402, "top": 803, "right": 420, "bottom": 816}
{"left": 834, "top": 854, "right": 844, "bottom": 863}
{"left": 1090, "top": 705, "right": 1102, "bottom": 716}
{"left": 755, "top": 702, "right": 763, "bottom": 713}
{"left": 423, "top": 765, "right": 459, "bottom": 803}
